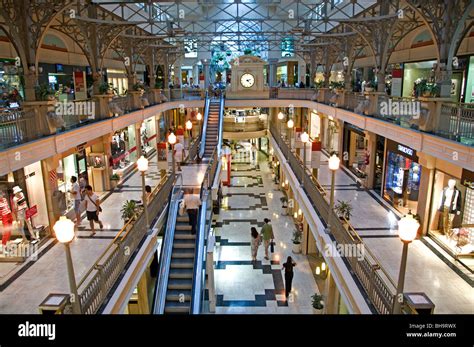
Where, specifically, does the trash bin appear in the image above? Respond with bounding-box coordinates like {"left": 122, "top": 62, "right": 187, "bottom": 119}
{"left": 38, "top": 293, "right": 70, "bottom": 314}
{"left": 403, "top": 292, "right": 435, "bottom": 314}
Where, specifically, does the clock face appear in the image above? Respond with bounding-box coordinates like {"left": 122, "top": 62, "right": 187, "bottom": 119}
{"left": 240, "top": 73, "right": 255, "bottom": 88}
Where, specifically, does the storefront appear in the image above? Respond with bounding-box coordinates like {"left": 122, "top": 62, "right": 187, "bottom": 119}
{"left": 428, "top": 168, "right": 474, "bottom": 270}
{"left": 0, "top": 58, "right": 23, "bottom": 105}
{"left": 464, "top": 56, "right": 474, "bottom": 103}
{"left": 343, "top": 123, "right": 368, "bottom": 179}
{"left": 111, "top": 125, "right": 138, "bottom": 175}
{"left": 57, "top": 148, "right": 88, "bottom": 212}
{"left": 322, "top": 116, "right": 339, "bottom": 155}
{"left": 373, "top": 135, "right": 386, "bottom": 194}
{"left": 141, "top": 117, "right": 158, "bottom": 157}
{"left": 0, "top": 162, "right": 49, "bottom": 253}
{"left": 309, "top": 110, "right": 321, "bottom": 140}
{"left": 383, "top": 140, "right": 421, "bottom": 215}
{"left": 258, "top": 137, "right": 269, "bottom": 155}
{"left": 106, "top": 68, "right": 128, "bottom": 95}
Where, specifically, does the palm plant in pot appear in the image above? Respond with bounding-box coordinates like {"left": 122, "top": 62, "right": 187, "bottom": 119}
{"left": 364, "top": 80, "right": 377, "bottom": 92}
{"left": 311, "top": 293, "right": 324, "bottom": 313}
{"left": 110, "top": 173, "right": 120, "bottom": 189}
{"left": 280, "top": 196, "right": 289, "bottom": 216}
{"left": 121, "top": 200, "right": 138, "bottom": 223}
{"left": 334, "top": 200, "right": 353, "bottom": 229}
{"left": 292, "top": 227, "right": 303, "bottom": 254}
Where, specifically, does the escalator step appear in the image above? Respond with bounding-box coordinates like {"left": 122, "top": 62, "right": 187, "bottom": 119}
{"left": 164, "top": 302, "right": 190, "bottom": 314}
{"left": 166, "top": 290, "right": 192, "bottom": 302}
{"left": 169, "top": 269, "right": 193, "bottom": 279}
{"left": 168, "top": 278, "right": 193, "bottom": 290}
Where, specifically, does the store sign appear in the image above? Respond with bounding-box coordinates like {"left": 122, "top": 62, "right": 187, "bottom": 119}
{"left": 461, "top": 169, "right": 474, "bottom": 188}
{"left": 311, "top": 141, "right": 322, "bottom": 169}
{"left": 397, "top": 144, "right": 414, "bottom": 157}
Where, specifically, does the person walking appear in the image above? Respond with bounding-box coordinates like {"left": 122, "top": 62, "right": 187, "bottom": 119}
{"left": 174, "top": 139, "right": 184, "bottom": 171}
{"left": 250, "top": 227, "right": 261, "bottom": 261}
{"left": 84, "top": 185, "right": 103, "bottom": 237}
{"left": 68, "top": 176, "right": 82, "bottom": 226}
{"left": 260, "top": 218, "right": 275, "bottom": 260}
{"left": 184, "top": 192, "right": 201, "bottom": 235}
{"left": 282, "top": 256, "right": 297, "bottom": 299}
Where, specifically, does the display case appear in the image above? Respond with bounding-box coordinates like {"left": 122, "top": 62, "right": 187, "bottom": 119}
{"left": 87, "top": 153, "right": 106, "bottom": 169}
{"left": 87, "top": 153, "right": 106, "bottom": 192}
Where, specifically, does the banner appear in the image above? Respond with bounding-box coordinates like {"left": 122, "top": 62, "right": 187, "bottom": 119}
{"left": 73, "top": 71, "right": 87, "bottom": 100}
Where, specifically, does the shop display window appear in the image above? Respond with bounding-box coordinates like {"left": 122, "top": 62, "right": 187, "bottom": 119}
{"left": 428, "top": 171, "right": 473, "bottom": 269}
{"left": 383, "top": 151, "right": 421, "bottom": 214}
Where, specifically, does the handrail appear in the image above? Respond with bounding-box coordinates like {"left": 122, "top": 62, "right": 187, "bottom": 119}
{"left": 199, "top": 91, "right": 211, "bottom": 159}
{"left": 153, "top": 173, "right": 184, "bottom": 314}
{"left": 217, "top": 92, "right": 225, "bottom": 157}
{"left": 269, "top": 124, "right": 397, "bottom": 313}
{"left": 190, "top": 188, "right": 211, "bottom": 314}
{"left": 76, "top": 175, "right": 168, "bottom": 288}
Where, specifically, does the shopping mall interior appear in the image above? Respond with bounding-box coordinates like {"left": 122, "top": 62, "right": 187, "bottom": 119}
{"left": 0, "top": 0, "right": 473, "bottom": 317}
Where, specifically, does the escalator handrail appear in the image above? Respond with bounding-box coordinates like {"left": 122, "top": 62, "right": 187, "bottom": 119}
{"left": 190, "top": 188, "right": 211, "bottom": 314}
{"left": 152, "top": 174, "right": 184, "bottom": 314}
{"left": 217, "top": 92, "right": 225, "bottom": 158}
{"left": 198, "top": 92, "right": 211, "bottom": 159}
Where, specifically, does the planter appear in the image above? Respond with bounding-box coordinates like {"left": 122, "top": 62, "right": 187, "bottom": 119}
{"left": 110, "top": 180, "right": 119, "bottom": 189}
{"left": 364, "top": 87, "right": 374, "bottom": 92}
{"left": 312, "top": 308, "right": 323, "bottom": 314}
{"left": 292, "top": 243, "right": 302, "bottom": 254}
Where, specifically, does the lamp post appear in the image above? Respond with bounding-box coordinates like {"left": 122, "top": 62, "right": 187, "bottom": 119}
{"left": 168, "top": 132, "right": 177, "bottom": 175}
{"left": 393, "top": 213, "right": 419, "bottom": 314}
{"left": 327, "top": 154, "right": 340, "bottom": 233}
{"left": 53, "top": 217, "right": 81, "bottom": 314}
{"left": 300, "top": 131, "right": 309, "bottom": 186}
{"left": 277, "top": 111, "right": 284, "bottom": 136}
{"left": 185, "top": 119, "right": 193, "bottom": 152}
{"left": 137, "top": 155, "right": 150, "bottom": 230}
{"left": 287, "top": 119, "right": 294, "bottom": 158}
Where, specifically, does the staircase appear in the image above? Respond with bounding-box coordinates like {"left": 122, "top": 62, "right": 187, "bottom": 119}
{"left": 203, "top": 99, "right": 220, "bottom": 159}
{"left": 164, "top": 211, "right": 196, "bottom": 314}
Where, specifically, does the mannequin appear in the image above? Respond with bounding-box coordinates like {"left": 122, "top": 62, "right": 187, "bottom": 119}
{"left": 0, "top": 191, "right": 13, "bottom": 253}
{"left": 438, "top": 179, "right": 462, "bottom": 236}
{"left": 12, "top": 186, "right": 38, "bottom": 243}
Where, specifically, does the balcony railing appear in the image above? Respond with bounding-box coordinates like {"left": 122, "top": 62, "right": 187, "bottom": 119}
{"left": 73, "top": 174, "right": 174, "bottom": 314}
{"left": 0, "top": 108, "right": 36, "bottom": 149}
{"left": 270, "top": 124, "right": 397, "bottom": 314}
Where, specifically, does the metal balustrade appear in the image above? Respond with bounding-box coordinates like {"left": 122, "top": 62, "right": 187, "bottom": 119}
{"left": 270, "top": 124, "right": 397, "bottom": 314}
{"left": 439, "top": 103, "right": 474, "bottom": 144}
{"left": 0, "top": 108, "right": 36, "bottom": 149}
{"left": 74, "top": 174, "right": 174, "bottom": 314}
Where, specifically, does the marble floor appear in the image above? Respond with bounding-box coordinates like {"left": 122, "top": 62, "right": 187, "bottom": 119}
{"left": 213, "top": 151, "right": 319, "bottom": 314}
{"left": 296, "top": 145, "right": 474, "bottom": 314}
{"left": 0, "top": 158, "right": 164, "bottom": 314}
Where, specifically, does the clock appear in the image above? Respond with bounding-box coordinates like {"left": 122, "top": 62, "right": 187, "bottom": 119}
{"left": 240, "top": 73, "right": 255, "bottom": 88}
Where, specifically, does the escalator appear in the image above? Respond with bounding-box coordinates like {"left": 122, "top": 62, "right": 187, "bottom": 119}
{"left": 153, "top": 92, "right": 224, "bottom": 315}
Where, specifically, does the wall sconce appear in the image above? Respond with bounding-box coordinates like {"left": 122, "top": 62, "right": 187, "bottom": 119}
{"left": 315, "top": 261, "right": 328, "bottom": 279}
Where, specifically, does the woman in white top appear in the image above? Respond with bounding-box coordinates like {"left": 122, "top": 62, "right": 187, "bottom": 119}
{"left": 173, "top": 140, "right": 185, "bottom": 171}
{"left": 84, "top": 185, "right": 103, "bottom": 236}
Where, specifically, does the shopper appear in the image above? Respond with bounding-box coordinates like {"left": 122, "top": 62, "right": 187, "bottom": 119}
{"left": 174, "top": 139, "right": 184, "bottom": 171}
{"left": 84, "top": 185, "right": 103, "bottom": 236}
{"left": 184, "top": 192, "right": 201, "bottom": 235}
{"left": 260, "top": 218, "right": 275, "bottom": 260}
{"left": 282, "top": 256, "right": 297, "bottom": 299}
{"left": 250, "top": 227, "right": 261, "bottom": 261}
{"left": 145, "top": 185, "right": 152, "bottom": 204}
{"left": 69, "top": 176, "right": 82, "bottom": 226}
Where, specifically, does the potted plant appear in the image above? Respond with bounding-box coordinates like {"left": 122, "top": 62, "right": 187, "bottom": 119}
{"left": 292, "top": 227, "right": 302, "bottom": 254}
{"left": 329, "top": 81, "right": 345, "bottom": 93}
{"left": 280, "top": 196, "right": 288, "bottom": 216}
{"left": 315, "top": 80, "right": 325, "bottom": 89}
{"left": 35, "top": 84, "right": 56, "bottom": 101}
{"left": 121, "top": 200, "right": 138, "bottom": 223}
{"left": 311, "top": 293, "right": 324, "bottom": 313}
{"left": 99, "top": 82, "right": 118, "bottom": 95}
{"left": 132, "top": 82, "right": 145, "bottom": 92}
{"left": 334, "top": 200, "right": 353, "bottom": 228}
{"left": 364, "top": 80, "right": 377, "bottom": 92}
{"left": 110, "top": 173, "right": 120, "bottom": 189}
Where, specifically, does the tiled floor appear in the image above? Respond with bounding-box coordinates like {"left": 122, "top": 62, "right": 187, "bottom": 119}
{"left": 297, "top": 145, "right": 474, "bottom": 314}
{"left": 0, "top": 158, "right": 164, "bottom": 314}
{"left": 213, "top": 151, "right": 320, "bottom": 314}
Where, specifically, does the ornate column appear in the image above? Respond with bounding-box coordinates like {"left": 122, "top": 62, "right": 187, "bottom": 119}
{"left": 201, "top": 59, "right": 211, "bottom": 89}
{"left": 268, "top": 58, "right": 278, "bottom": 87}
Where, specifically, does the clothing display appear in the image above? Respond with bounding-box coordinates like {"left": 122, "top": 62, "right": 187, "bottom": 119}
{"left": 438, "top": 181, "right": 462, "bottom": 236}
{"left": 12, "top": 187, "right": 37, "bottom": 242}
{"left": 0, "top": 196, "right": 13, "bottom": 246}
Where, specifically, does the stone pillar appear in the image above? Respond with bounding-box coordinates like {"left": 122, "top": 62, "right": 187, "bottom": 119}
{"left": 364, "top": 130, "right": 377, "bottom": 189}
{"left": 41, "top": 156, "right": 61, "bottom": 228}
{"left": 129, "top": 91, "right": 144, "bottom": 109}
{"left": 102, "top": 134, "right": 113, "bottom": 191}
{"left": 136, "top": 269, "right": 151, "bottom": 314}
{"left": 201, "top": 59, "right": 211, "bottom": 89}
{"left": 22, "top": 100, "right": 58, "bottom": 137}
{"left": 418, "top": 97, "right": 451, "bottom": 133}
{"left": 417, "top": 153, "right": 436, "bottom": 237}
{"left": 324, "top": 270, "right": 340, "bottom": 314}
{"left": 268, "top": 58, "right": 278, "bottom": 87}
{"left": 93, "top": 95, "right": 114, "bottom": 119}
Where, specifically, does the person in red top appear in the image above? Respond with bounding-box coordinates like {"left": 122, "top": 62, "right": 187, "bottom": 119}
{"left": 0, "top": 191, "right": 13, "bottom": 253}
